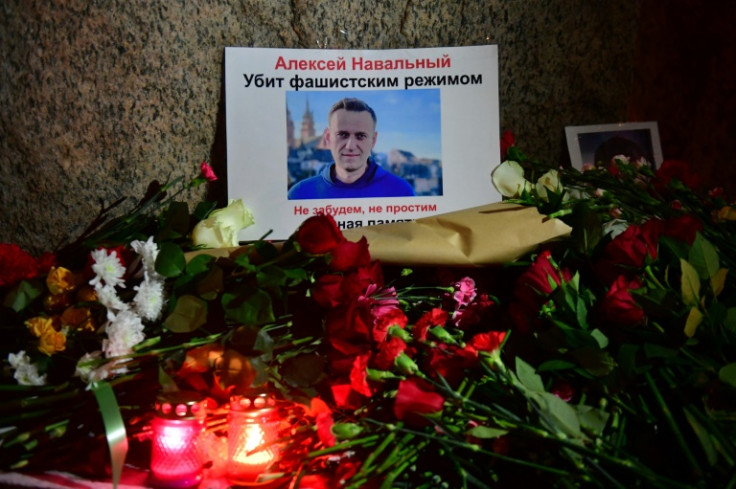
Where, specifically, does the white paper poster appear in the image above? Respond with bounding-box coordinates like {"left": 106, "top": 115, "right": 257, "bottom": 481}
{"left": 225, "top": 45, "right": 501, "bottom": 241}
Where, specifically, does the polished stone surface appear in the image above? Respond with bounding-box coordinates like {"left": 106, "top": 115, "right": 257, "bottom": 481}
{"left": 1, "top": 1, "right": 638, "bottom": 253}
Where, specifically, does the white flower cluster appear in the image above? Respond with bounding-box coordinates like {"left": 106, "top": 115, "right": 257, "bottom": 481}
{"left": 7, "top": 350, "right": 46, "bottom": 386}
{"left": 75, "top": 237, "right": 167, "bottom": 384}
{"left": 491, "top": 160, "right": 563, "bottom": 202}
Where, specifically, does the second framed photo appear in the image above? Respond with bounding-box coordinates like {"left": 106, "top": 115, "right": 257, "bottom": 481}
{"left": 565, "top": 122, "right": 663, "bottom": 170}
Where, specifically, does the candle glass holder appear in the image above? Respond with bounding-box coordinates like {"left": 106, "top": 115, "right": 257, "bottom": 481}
{"left": 227, "top": 391, "right": 282, "bottom": 486}
{"left": 150, "top": 391, "right": 206, "bottom": 488}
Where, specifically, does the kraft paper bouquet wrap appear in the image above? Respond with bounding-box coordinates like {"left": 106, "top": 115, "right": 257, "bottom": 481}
{"left": 343, "top": 202, "right": 571, "bottom": 266}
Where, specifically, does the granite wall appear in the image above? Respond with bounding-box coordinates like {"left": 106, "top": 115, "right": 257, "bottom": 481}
{"left": 1, "top": 0, "right": 638, "bottom": 254}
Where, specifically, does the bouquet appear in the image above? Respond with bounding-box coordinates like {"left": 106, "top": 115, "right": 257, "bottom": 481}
{"left": 1, "top": 138, "right": 735, "bottom": 489}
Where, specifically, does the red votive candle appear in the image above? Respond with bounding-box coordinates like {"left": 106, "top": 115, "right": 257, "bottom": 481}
{"left": 227, "top": 391, "right": 281, "bottom": 485}
{"left": 150, "top": 391, "right": 206, "bottom": 488}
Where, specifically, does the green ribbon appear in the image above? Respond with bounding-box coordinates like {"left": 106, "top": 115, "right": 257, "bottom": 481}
{"left": 92, "top": 382, "right": 129, "bottom": 489}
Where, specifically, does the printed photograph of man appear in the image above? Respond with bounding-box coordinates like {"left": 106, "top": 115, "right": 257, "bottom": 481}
{"left": 286, "top": 90, "right": 443, "bottom": 200}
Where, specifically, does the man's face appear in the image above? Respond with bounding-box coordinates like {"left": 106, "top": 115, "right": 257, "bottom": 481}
{"left": 325, "top": 109, "right": 377, "bottom": 183}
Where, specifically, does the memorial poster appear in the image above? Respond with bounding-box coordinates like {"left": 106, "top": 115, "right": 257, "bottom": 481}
{"left": 225, "top": 45, "right": 501, "bottom": 241}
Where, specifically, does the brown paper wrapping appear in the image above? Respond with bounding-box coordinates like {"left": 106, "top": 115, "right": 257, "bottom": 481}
{"left": 186, "top": 203, "right": 571, "bottom": 268}
{"left": 342, "top": 202, "right": 571, "bottom": 267}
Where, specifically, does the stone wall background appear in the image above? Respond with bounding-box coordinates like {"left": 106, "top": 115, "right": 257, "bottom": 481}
{"left": 2, "top": 0, "right": 640, "bottom": 254}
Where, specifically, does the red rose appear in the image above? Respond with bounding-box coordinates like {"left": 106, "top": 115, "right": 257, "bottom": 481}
{"left": 329, "top": 237, "right": 371, "bottom": 272}
{"left": 656, "top": 159, "right": 700, "bottom": 191}
{"left": 596, "top": 219, "right": 661, "bottom": 285}
{"left": 598, "top": 275, "right": 645, "bottom": 327}
{"left": 296, "top": 214, "right": 345, "bottom": 254}
{"left": 311, "top": 274, "right": 344, "bottom": 308}
{"left": 470, "top": 331, "right": 506, "bottom": 354}
{"left": 662, "top": 214, "right": 702, "bottom": 245}
{"left": 413, "top": 308, "right": 449, "bottom": 342}
{"left": 338, "top": 263, "right": 384, "bottom": 301}
{"left": 500, "top": 130, "right": 515, "bottom": 160}
{"left": 325, "top": 303, "right": 373, "bottom": 348}
{"left": 394, "top": 378, "right": 445, "bottom": 426}
{"left": 514, "top": 250, "right": 572, "bottom": 308}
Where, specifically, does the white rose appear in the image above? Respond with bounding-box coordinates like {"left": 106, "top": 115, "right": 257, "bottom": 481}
{"left": 535, "top": 169, "right": 561, "bottom": 202}
{"left": 192, "top": 199, "right": 255, "bottom": 248}
{"left": 492, "top": 161, "right": 532, "bottom": 198}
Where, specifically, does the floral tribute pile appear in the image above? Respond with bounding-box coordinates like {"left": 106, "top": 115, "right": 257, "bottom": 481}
{"left": 2, "top": 144, "right": 736, "bottom": 488}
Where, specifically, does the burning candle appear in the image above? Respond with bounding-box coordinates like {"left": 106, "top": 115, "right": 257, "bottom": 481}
{"left": 150, "top": 391, "right": 206, "bottom": 488}
{"left": 227, "top": 391, "right": 282, "bottom": 485}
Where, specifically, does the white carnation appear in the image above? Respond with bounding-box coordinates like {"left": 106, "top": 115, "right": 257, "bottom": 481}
{"left": 8, "top": 351, "right": 46, "bottom": 386}
{"left": 89, "top": 249, "right": 126, "bottom": 289}
{"left": 95, "top": 284, "right": 130, "bottom": 316}
{"left": 133, "top": 275, "right": 166, "bottom": 321}
{"left": 131, "top": 236, "right": 162, "bottom": 281}
{"left": 102, "top": 310, "right": 146, "bottom": 358}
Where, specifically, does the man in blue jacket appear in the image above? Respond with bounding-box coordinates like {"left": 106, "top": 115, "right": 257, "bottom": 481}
{"left": 288, "top": 98, "right": 415, "bottom": 199}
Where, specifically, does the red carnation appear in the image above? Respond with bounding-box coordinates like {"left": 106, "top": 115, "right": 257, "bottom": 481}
{"left": 0, "top": 243, "right": 56, "bottom": 287}
{"left": 414, "top": 308, "right": 449, "bottom": 342}
{"left": 394, "top": 378, "right": 445, "bottom": 426}
{"left": 371, "top": 306, "right": 408, "bottom": 343}
{"left": 371, "top": 336, "right": 407, "bottom": 370}
{"left": 425, "top": 344, "right": 478, "bottom": 387}
{"left": 296, "top": 214, "right": 344, "bottom": 254}
{"left": 470, "top": 331, "right": 506, "bottom": 354}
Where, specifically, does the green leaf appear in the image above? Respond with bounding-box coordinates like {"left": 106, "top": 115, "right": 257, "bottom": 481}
{"left": 332, "top": 422, "right": 364, "bottom": 440}
{"left": 576, "top": 405, "right": 610, "bottom": 437}
{"left": 710, "top": 268, "right": 728, "bottom": 298}
{"left": 257, "top": 265, "right": 288, "bottom": 288}
{"left": 684, "top": 306, "right": 703, "bottom": 338}
{"left": 589, "top": 329, "right": 608, "bottom": 349}
{"left": 680, "top": 259, "right": 701, "bottom": 307}
{"left": 195, "top": 264, "right": 224, "bottom": 300}
{"left": 222, "top": 287, "right": 275, "bottom": 326}
{"left": 684, "top": 408, "right": 718, "bottom": 466}
{"left": 185, "top": 254, "right": 215, "bottom": 276}
{"left": 159, "top": 201, "right": 191, "bottom": 238}
{"left": 466, "top": 426, "right": 508, "bottom": 439}
{"left": 156, "top": 242, "right": 186, "bottom": 277}
{"left": 718, "top": 363, "right": 736, "bottom": 388}
{"left": 537, "top": 359, "right": 577, "bottom": 372}
{"left": 193, "top": 200, "right": 217, "bottom": 221}
{"left": 281, "top": 353, "right": 326, "bottom": 388}
{"left": 3, "top": 279, "right": 44, "bottom": 312}
{"left": 724, "top": 307, "right": 736, "bottom": 334}
{"left": 538, "top": 391, "right": 583, "bottom": 439}
{"left": 515, "top": 357, "right": 544, "bottom": 392}
{"left": 254, "top": 240, "right": 280, "bottom": 263}
{"left": 570, "top": 347, "right": 615, "bottom": 377}
{"left": 688, "top": 233, "right": 720, "bottom": 280}
{"left": 569, "top": 202, "right": 602, "bottom": 254}
{"left": 163, "top": 294, "right": 208, "bottom": 332}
